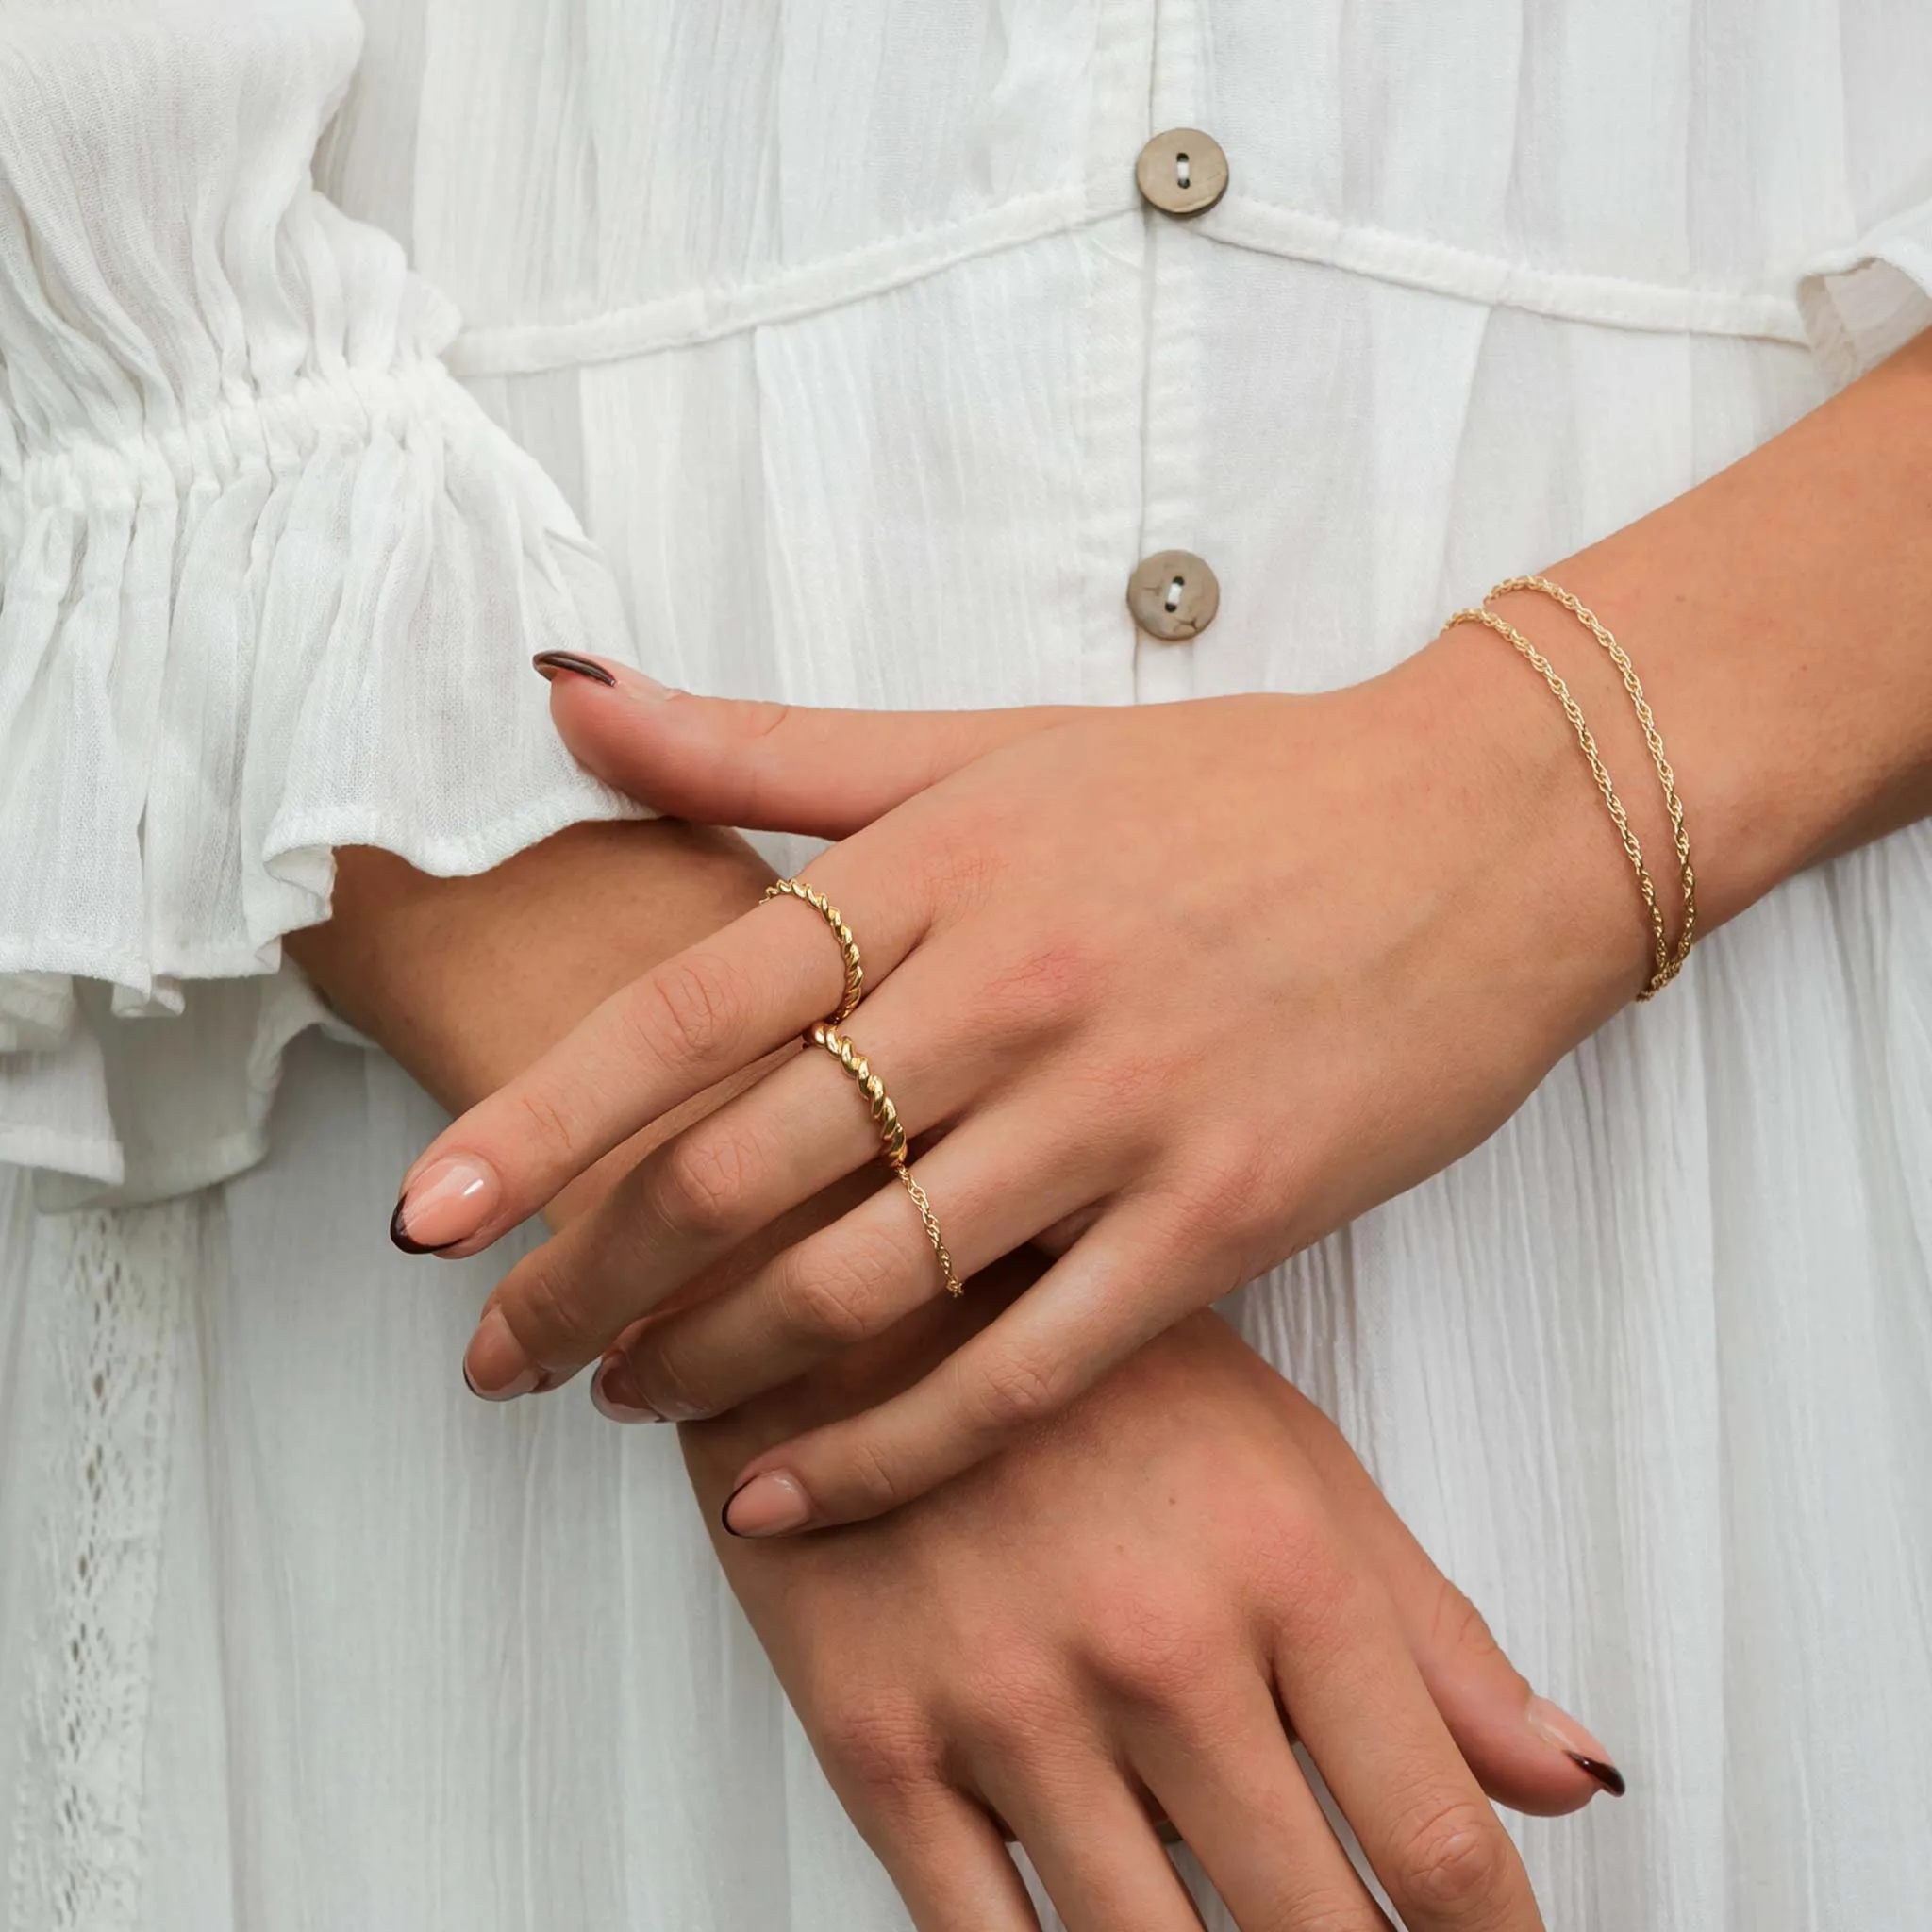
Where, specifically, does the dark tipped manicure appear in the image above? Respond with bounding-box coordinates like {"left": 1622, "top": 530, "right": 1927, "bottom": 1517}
{"left": 1567, "top": 1754, "right": 1628, "bottom": 1797}
{"left": 391, "top": 1199, "right": 458, "bottom": 1255}
{"left": 1526, "top": 1695, "right": 1627, "bottom": 1797}
{"left": 532, "top": 651, "right": 617, "bottom": 686}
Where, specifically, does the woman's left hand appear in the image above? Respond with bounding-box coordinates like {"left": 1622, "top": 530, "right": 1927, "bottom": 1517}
{"left": 403, "top": 639, "right": 1641, "bottom": 1530}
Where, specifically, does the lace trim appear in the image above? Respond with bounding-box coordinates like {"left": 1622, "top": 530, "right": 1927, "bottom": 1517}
{"left": 9, "top": 1202, "right": 191, "bottom": 1930}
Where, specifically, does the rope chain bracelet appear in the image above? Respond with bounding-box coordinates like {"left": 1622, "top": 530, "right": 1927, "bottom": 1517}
{"left": 1491, "top": 576, "right": 1697, "bottom": 989}
{"left": 1444, "top": 592, "right": 1690, "bottom": 1001}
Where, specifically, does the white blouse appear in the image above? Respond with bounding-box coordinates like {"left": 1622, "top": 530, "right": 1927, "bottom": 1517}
{"left": 2, "top": 3, "right": 1929, "bottom": 1928}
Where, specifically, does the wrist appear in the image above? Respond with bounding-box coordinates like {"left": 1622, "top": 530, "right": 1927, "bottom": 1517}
{"left": 291, "top": 819, "right": 775, "bottom": 1110}
{"left": 1380, "top": 629, "right": 1655, "bottom": 1040}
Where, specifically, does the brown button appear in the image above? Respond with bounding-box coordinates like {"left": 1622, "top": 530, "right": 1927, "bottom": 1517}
{"left": 1127, "top": 550, "right": 1220, "bottom": 641}
{"left": 1135, "top": 128, "right": 1229, "bottom": 217}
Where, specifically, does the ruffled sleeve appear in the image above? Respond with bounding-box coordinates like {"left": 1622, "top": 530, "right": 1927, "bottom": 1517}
{"left": 0, "top": 1, "right": 643, "bottom": 1205}
{"left": 1797, "top": 194, "right": 1932, "bottom": 385}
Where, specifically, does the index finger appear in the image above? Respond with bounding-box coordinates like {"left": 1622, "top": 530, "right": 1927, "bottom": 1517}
{"left": 391, "top": 870, "right": 921, "bottom": 1257}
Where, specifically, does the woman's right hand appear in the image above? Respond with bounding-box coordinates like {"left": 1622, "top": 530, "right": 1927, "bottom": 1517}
{"left": 683, "top": 1282, "right": 1621, "bottom": 1932}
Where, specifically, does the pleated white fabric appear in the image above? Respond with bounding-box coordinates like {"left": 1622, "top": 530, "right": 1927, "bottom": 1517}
{"left": 2, "top": 3, "right": 1929, "bottom": 1928}
{"left": 0, "top": 1, "right": 643, "bottom": 1204}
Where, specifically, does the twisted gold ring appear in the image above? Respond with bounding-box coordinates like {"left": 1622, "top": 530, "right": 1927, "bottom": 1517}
{"left": 764, "top": 877, "right": 863, "bottom": 1024}
{"left": 807, "top": 1022, "right": 963, "bottom": 1298}
{"left": 808, "top": 1022, "right": 907, "bottom": 1163}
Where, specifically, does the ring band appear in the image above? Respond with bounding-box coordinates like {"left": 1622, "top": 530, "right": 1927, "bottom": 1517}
{"left": 807, "top": 1022, "right": 906, "bottom": 1163}
{"left": 807, "top": 1022, "right": 963, "bottom": 1298}
{"left": 894, "top": 1167, "right": 963, "bottom": 1299}
{"left": 764, "top": 877, "right": 863, "bottom": 1024}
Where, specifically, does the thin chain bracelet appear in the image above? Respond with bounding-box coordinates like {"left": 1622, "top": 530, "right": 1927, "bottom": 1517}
{"left": 1491, "top": 576, "right": 1696, "bottom": 989}
{"left": 1445, "top": 604, "right": 1674, "bottom": 998}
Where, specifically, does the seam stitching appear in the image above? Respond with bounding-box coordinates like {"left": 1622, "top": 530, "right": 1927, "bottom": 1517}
{"left": 449, "top": 192, "right": 1813, "bottom": 377}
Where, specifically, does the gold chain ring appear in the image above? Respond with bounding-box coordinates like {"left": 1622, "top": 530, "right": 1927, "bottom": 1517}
{"left": 807, "top": 1023, "right": 961, "bottom": 1297}
{"left": 894, "top": 1167, "right": 963, "bottom": 1298}
{"left": 764, "top": 877, "right": 864, "bottom": 1024}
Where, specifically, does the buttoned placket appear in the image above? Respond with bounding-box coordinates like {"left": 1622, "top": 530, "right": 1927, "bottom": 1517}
{"left": 1128, "top": 0, "right": 1222, "bottom": 705}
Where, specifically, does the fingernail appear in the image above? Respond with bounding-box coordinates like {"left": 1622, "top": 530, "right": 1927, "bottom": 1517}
{"left": 722, "top": 1470, "right": 813, "bottom": 1538}
{"left": 392, "top": 1155, "right": 500, "bottom": 1254}
{"left": 531, "top": 651, "right": 617, "bottom": 686}
{"left": 464, "top": 1307, "right": 541, "bottom": 1401}
{"left": 532, "top": 651, "right": 678, "bottom": 701}
{"left": 1526, "top": 1694, "right": 1627, "bottom": 1797}
{"left": 591, "top": 1354, "right": 664, "bottom": 1424}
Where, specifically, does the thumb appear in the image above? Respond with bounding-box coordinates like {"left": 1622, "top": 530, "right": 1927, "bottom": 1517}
{"left": 1272, "top": 1379, "right": 1625, "bottom": 1817}
{"left": 533, "top": 654, "right": 1082, "bottom": 839}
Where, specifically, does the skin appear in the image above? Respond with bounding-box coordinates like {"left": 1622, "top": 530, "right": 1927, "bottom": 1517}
{"left": 290, "top": 824, "right": 1610, "bottom": 1930}
{"left": 694, "top": 1285, "right": 1601, "bottom": 1932}
{"left": 398, "top": 327, "right": 1932, "bottom": 1533}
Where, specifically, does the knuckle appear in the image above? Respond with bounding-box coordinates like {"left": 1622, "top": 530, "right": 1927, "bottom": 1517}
{"left": 920, "top": 826, "right": 1004, "bottom": 917}
{"left": 505, "top": 1249, "right": 601, "bottom": 1359}
{"left": 511, "top": 1079, "right": 584, "bottom": 1170}
{"left": 949, "top": 1652, "right": 1070, "bottom": 1761}
{"left": 1262, "top": 1894, "right": 1378, "bottom": 1932}
{"left": 1429, "top": 1575, "right": 1507, "bottom": 1670}
{"left": 1252, "top": 1505, "right": 1348, "bottom": 1617}
{"left": 1394, "top": 1795, "right": 1514, "bottom": 1919}
{"left": 842, "top": 1431, "right": 910, "bottom": 1516}
{"left": 631, "top": 1326, "right": 716, "bottom": 1420}
{"left": 962, "top": 1345, "right": 1068, "bottom": 1435}
{"left": 771, "top": 1227, "right": 906, "bottom": 1345}
{"left": 1190, "top": 1139, "right": 1275, "bottom": 1227}
{"left": 1163, "top": 1140, "right": 1293, "bottom": 1272}
{"left": 744, "top": 699, "right": 795, "bottom": 744}
{"left": 977, "top": 936, "right": 1096, "bottom": 1037}
{"left": 650, "top": 1127, "right": 758, "bottom": 1241}
{"left": 1083, "top": 1601, "right": 1220, "bottom": 1708}
{"left": 633, "top": 952, "right": 746, "bottom": 1072}
{"left": 814, "top": 1692, "right": 941, "bottom": 1801}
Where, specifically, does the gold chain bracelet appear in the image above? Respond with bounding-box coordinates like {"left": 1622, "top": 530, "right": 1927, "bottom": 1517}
{"left": 1449, "top": 577, "right": 1697, "bottom": 1001}
{"left": 1445, "top": 604, "right": 1674, "bottom": 998}
{"left": 1489, "top": 577, "right": 1695, "bottom": 989}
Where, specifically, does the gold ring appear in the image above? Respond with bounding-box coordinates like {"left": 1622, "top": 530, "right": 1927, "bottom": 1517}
{"left": 764, "top": 877, "right": 863, "bottom": 1024}
{"left": 807, "top": 1022, "right": 906, "bottom": 1163}
{"left": 894, "top": 1166, "right": 963, "bottom": 1298}
{"left": 807, "top": 1023, "right": 963, "bottom": 1298}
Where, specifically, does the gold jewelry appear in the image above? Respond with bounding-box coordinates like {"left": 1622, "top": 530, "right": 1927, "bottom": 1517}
{"left": 1444, "top": 603, "right": 1674, "bottom": 998}
{"left": 894, "top": 1166, "right": 963, "bottom": 1298}
{"left": 807, "top": 1022, "right": 962, "bottom": 1297}
{"left": 1490, "top": 576, "right": 1696, "bottom": 989}
{"left": 808, "top": 1022, "right": 908, "bottom": 1164}
{"left": 764, "top": 877, "right": 864, "bottom": 1023}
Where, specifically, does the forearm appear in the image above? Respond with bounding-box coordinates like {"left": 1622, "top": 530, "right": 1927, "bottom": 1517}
{"left": 288, "top": 820, "right": 774, "bottom": 1108}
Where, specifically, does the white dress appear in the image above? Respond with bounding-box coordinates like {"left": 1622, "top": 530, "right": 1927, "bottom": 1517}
{"left": 3, "top": 3, "right": 1930, "bottom": 1927}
